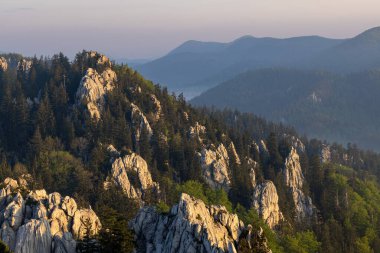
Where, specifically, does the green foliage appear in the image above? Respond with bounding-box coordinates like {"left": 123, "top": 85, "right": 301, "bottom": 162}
{"left": 176, "top": 180, "right": 233, "bottom": 212}
{"left": 0, "top": 240, "right": 11, "bottom": 253}
{"left": 283, "top": 231, "right": 321, "bottom": 253}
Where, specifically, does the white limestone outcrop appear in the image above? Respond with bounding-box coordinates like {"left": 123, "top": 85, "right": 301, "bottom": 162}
{"left": 0, "top": 57, "right": 8, "bottom": 71}
{"left": 252, "top": 181, "right": 283, "bottom": 229}
{"left": 131, "top": 103, "right": 153, "bottom": 142}
{"left": 17, "top": 59, "right": 33, "bottom": 74}
{"left": 0, "top": 177, "right": 101, "bottom": 253}
{"left": 189, "top": 122, "right": 206, "bottom": 142}
{"left": 283, "top": 147, "right": 314, "bottom": 221}
{"left": 75, "top": 67, "right": 117, "bottom": 120}
{"left": 201, "top": 144, "right": 231, "bottom": 190}
{"left": 149, "top": 94, "right": 162, "bottom": 122}
{"left": 130, "top": 193, "right": 272, "bottom": 253}
{"left": 105, "top": 152, "right": 159, "bottom": 199}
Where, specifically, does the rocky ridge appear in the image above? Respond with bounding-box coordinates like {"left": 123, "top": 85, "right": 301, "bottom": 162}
{"left": 130, "top": 193, "right": 272, "bottom": 253}
{"left": 0, "top": 177, "right": 101, "bottom": 253}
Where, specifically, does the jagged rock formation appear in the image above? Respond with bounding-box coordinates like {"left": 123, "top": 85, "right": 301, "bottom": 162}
{"left": 149, "top": 94, "right": 162, "bottom": 122}
{"left": 131, "top": 103, "right": 153, "bottom": 142}
{"left": 105, "top": 151, "right": 159, "bottom": 199}
{"left": 75, "top": 67, "right": 117, "bottom": 120}
{"left": 283, "top": 134, "right": 306, "bottom": 153}
{"left": 0, "top": 57, "right": 8, "bottom": 71}
{"left": 321, "top": 144, "right": 331, "bottom": 163}
{"left": 252, "top": 181, "right": 284, "bottom": 229}
{"left": 283, "top": 147, "right": 314, "bottom": 220}
{"left": 17, "top": 59, "right": 33, "bottom": 73}
{"left": 200, "top": 144, "right": 231, "bottom": 190}
{"left": 85, "top": 50, "right": 112, "bottom": 67}
{"left": 247, "top": 158, "right": 258, "bottom": 189}
{"left": 189, "top": 122, "right": 206, "bottom": 142}
{"left": 130, "top": 193, "right": 272, "bottom": 253}
{"left": 228, "top": 142, "right": 241, "bottom": 165}
{"left": 0, "top": 177, "right": 101, "bottom": 253}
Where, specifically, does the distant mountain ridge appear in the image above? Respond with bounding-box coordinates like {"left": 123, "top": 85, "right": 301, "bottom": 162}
{"left": 135, "top": 27, "right": 380, "bottom": 98}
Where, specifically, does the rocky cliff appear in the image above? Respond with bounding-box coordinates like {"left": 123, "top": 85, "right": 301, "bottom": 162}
{"left": 105, "top": 150, "right": 159, "bottom": 200}
{"left": 130, "top": 193, "right": 272, "bottom": 253}
{"left": 0, "top": 57, "right": 8, "bottom": 71}
{"left": 131, "top": 103, "right": 153, "bottom": 142}
{"left": 252, "top": 181, "right": 284, "bottom": 229}
{"left": 0, "top": 177, "right": 101, "bottom": 253}
{"left": 283, "top": 147, "right": 314, "bottom": 220}
{"left": 17, "top": 59, "right": 32, "bottom": 73}
{"left": 75, "top": 67, "right": 117, "bottom": 120}
{"left": 201, "top": 143, "right": 232, "bottom": 191}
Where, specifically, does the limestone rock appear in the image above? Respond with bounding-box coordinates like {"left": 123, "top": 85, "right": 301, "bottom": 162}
{"left": 106, "top": 144, "right": 120, "bottom": 157}
{"left": 52, "top": 232, "right": 76, "bottom": 253}
{"left": 0, "top": 57, "right": 8, "bottom": 71}
{"left": 150, "top": 94, "right": 162, "bottom": 122}
{"left": 283, "top": 147, "right": 315, "bottom": 221}
{"left": 14, "top": 219, "right": 51, "bottom": 253}
{"left": 189, "top": 122, "right": 206, "bottom": 142}
{"left": 284, "top": 148, "right": 304, "bottom": 189}
{"left": 252, "top": 181, "right": 283, "bottom": 229}
{"left": 131, "top": 103, "right": 153, "bottom": 142}
{"left": 72, "top": 209, "right": 101, "bottom": 239}
{"left": 130, "top": 193, "right": 268, "bottom": 253}
{"left": 321, "top": 144, "right": 331, "bottom": 163}
{"left": 247, "top": 158, "right": 258, "bottom": 189}
{"left": 75, "top": 67, "right": 117, "bottom": 120}
{"left": 61, "top": 197, "right": 77, "bottom": 217}
{"left": 17, "top": 59, "right": 33, "bottom": 73}
{"left": 106, "top": 152, "right": 159, "bottom": 199}
{"left": 201, "top": 144, "right": 231, "bottom": 190}
{"left": 85, "top": 50, "right": 112, "bottom": 67}
{"left": 0, "top": 177, "right": 101, "bottom": 252}
{"left": 228, "top": 142, "right": 241, "bottom": 165}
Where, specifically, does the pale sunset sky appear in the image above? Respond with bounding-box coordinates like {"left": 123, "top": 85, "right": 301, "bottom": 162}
{"left": 1, "top": 0, "right": 380, "bottom": 59}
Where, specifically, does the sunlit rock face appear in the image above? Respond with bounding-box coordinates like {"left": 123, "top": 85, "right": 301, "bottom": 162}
{"left": 201, "top": 143, "right": 231, "bottom": 191}
{"left": 189, "top": 122, "right": 206, "bottom": 143}
{"left": 85, "top": 50, "right": 112, "bottom": 68}
{"left": 149, "top": 94, "right": 162, "bottom": 122}
{"left": 130, "top": 193, "right": 272, "bottom": 253}
{"left": 0, "top": 57, "right": 8, "bottom": 71}
{"left": 130, "top": 103, "right": 153, "bottom": 142}
{"left": 0, "top": 176, "right": 101, "bottom": 253}
{"left": 283, "top": 147, "right": 315, "bottom": 221}
{"left": 105, "top": 150, "right": 159, "bottom": 200}
{"left": 75, "top": 67, "right": 117, "bottom": 120}
{"left": 252, "top": 181, "right": 284, "bottom": 229}
{"left": 17, "top": 59, "right": 33, "bottom": 73}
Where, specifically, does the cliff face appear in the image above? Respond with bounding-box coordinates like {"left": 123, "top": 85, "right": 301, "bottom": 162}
{"left": 0, "top": 177, "right": 101, "bottom": 253}
{"left": 0, "top": 57, "right": 8, "bottom": 71}
{"left": 130, "top": 193, "right": 272, "bottom": 253}
{"left": 130, "top": 103, "right": 153, "bottom": 142}
{"left": 201, "top": 143, "right": 231, "bottom": 191}
{"left": 283, "top": 147, "right": 314, "bottom": 220}
{"left": 105, "top": 149, "right": 159, "bottom": 200}
{"left": 252, "top": 181, "right": 284, "bottom": 229}
{"left": 75, "top": 67, "right": 117, "bottom": 120}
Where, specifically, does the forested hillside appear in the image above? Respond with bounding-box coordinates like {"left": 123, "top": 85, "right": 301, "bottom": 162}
{"left": 0, "top": 51, "right": 380, "bottom": 252}
{"left": 191, "top": 68, "right": 380, "bottom": 151}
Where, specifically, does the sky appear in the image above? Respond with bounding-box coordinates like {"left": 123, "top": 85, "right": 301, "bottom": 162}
{"left": 1, "top": 0, "right": 380, "bottom": 60}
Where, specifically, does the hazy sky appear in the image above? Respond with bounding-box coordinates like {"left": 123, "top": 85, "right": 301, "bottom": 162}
{"left": 1, "top": 0, "right": 380, "bottom": 60}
